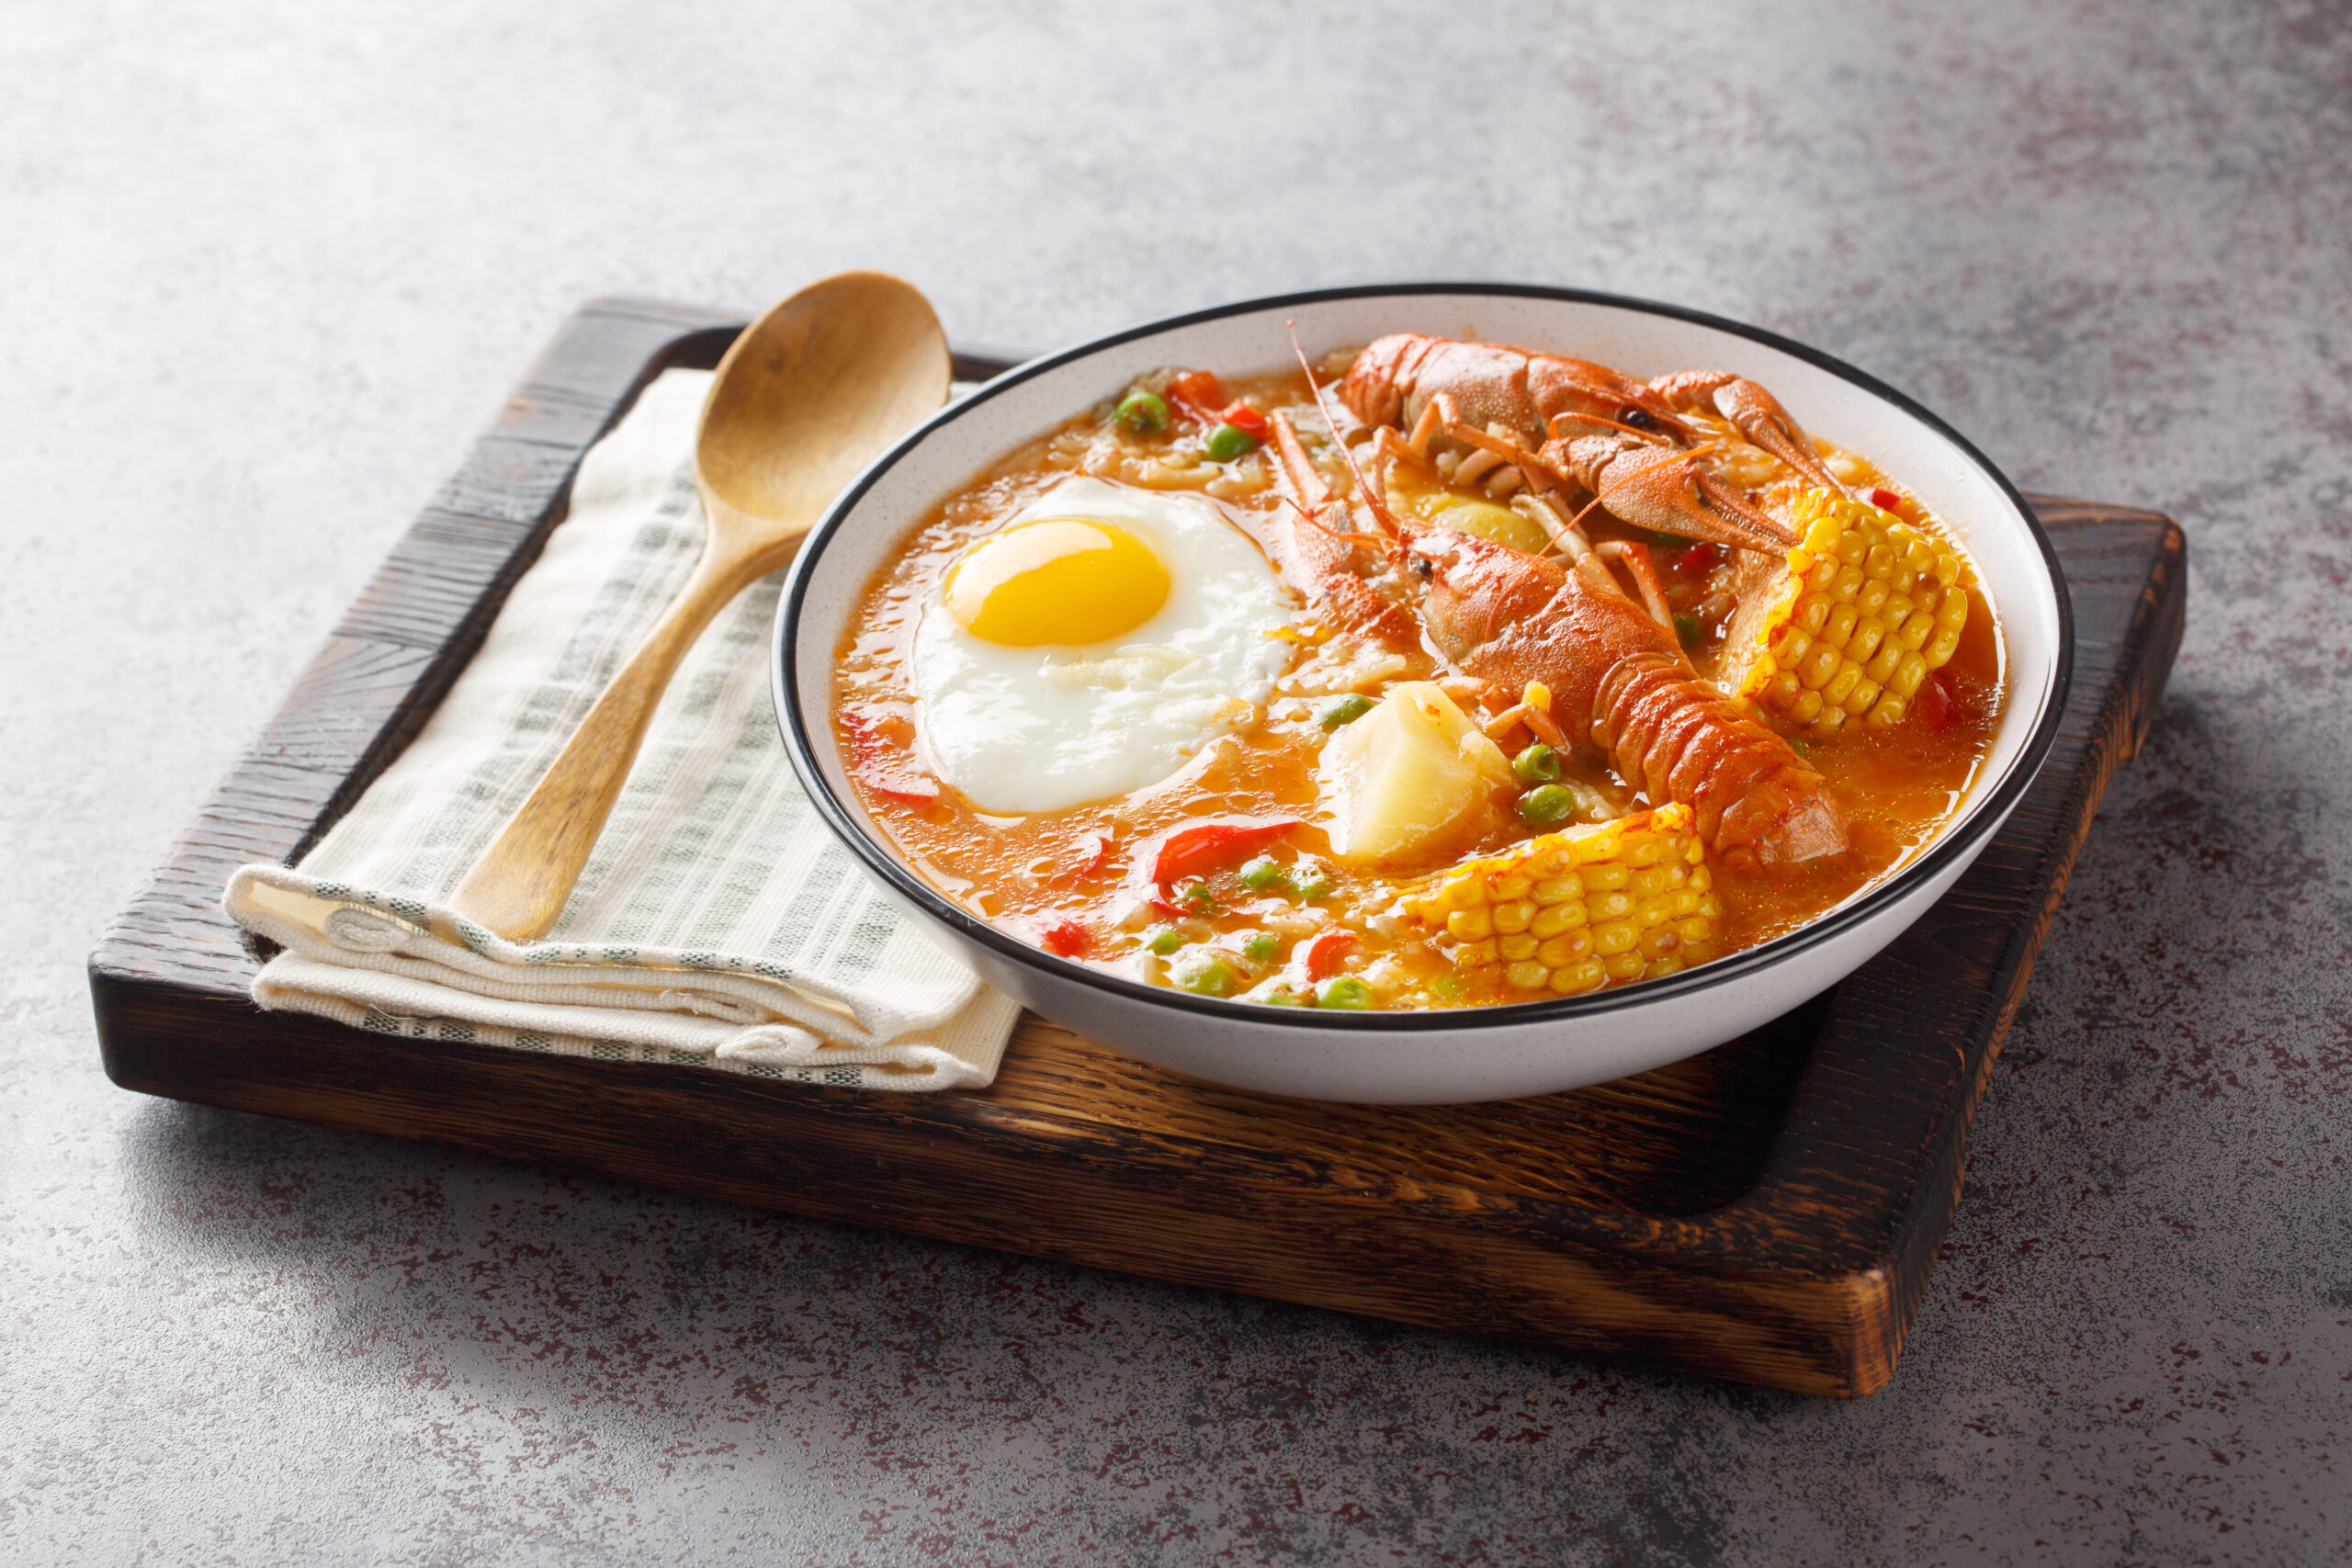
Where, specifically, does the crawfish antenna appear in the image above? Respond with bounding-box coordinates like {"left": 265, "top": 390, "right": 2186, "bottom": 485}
{"left": 1288, "top": 321, "right": 1403, "bottom": 537}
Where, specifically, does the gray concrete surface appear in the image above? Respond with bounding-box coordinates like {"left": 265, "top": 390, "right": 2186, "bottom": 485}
{"left": 6, "top": 1, "right": 2346, "bottom": 1562}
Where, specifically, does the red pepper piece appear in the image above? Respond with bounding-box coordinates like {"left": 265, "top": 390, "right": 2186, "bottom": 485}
{"left": 1299, "top": 929, "right": 1357, "bottom": 980}
{"left": 1144, "top": 816, "right": 1302, "bottom": 885}
{"left": 1672, "top": 541, "right": 1724, "bottom": 579}
{"left": 1163, "top": 370, "right": 1227, "bottom": 423}
{"left": 1870, "top": 487, "right": 1905, "bottom": 515}
{"left": 841, "top": 711, "right": 940, "bottom": 807}
{"left": 1065, "top": 831, "right": 1112, "bottom": 880}
{"left": 1037, "top": 919, "right": 1092, "bottom": 959}
{"left": 1216, "top": 401, "right": 1269, "bottom": 440}
{"left": 1915, "top": 671, "right": 1958, "bottom": 733}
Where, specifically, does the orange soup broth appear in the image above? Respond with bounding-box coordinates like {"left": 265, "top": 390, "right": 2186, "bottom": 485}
{"left": 831, "top": 362, "right": 2003, "bottom": 1010}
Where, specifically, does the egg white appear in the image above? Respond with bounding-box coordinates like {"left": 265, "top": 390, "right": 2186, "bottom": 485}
{"left": 911, "top": 476, "right": 1296, "bottom": 814}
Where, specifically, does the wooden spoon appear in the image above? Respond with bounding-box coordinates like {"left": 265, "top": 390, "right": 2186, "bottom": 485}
{"left": 448, "top": 272, "right": 950, "bottom": 941}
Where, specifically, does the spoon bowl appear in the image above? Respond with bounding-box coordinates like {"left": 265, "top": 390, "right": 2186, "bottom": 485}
{"left": 698, "top": 274, "right": 956, "bottom": 540}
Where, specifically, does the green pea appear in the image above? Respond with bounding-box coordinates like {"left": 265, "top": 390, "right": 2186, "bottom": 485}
{"left": 1315, "top": 976, "right": 1374, "bottom": 1010}
{"left": 1238, "top": 855, "right": 1285, "bottom": 891}
{"left": 1318, "top": 694, "right": 1374, "bottom": 730}
{"left": 1241, "top": 931, "right": 1280, "bottom": 962}
{"left": 1115, "top": 389, "right": 1170, "bottom": 434}
{"left": 1429, "top": 975, "right": 1464, "bottom": 1000}
{"left": 1511, "top": 742, "right": 1562, "bottom": 786}
{"left": 1249, "top": 980, "right": 1310, "bottom": 1007}
{"left": 1170, "top": 951, "right": 1238, "bottom": 998}
{"left": 1517, "top": 784, "right": 1578, "bottom": 828}
{"left": 1182, "top": 882, "right": 1216, "bottom": 916}
{"left": 1673, "top": 612, "right": 1704, "bottom": 648}
{"left": 1786, "top": 735, "right": 1816, "bottom": 761}
{"left": 1288, "top": 865, "right": 1334, "bottom": 900}
{"left": 1204, "top": 422, "right": 1258, "bottom": 462}
{"left": 1144, "top": 926, "right": 1183, "bottom": 955}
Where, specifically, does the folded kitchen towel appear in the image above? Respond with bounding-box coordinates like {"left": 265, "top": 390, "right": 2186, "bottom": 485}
{"left": 224, "top": 367, "right": 1019, "bottom": 1091}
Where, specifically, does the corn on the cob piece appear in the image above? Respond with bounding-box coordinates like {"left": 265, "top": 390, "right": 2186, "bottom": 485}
{"left": 1736, "top": 489, "right": 1971, "bottom": 732}
{"left": 1401, "top": 805, "right": 1721, "bottom": 995}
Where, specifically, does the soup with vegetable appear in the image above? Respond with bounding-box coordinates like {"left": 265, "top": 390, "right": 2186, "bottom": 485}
{"left": 832, "top": 334, "right": 2002, "bottom": 1011}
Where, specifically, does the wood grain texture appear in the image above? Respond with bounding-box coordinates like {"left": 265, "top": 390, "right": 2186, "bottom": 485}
{"left": 86, "top": 299, "right": 2187, "bottom": 1397}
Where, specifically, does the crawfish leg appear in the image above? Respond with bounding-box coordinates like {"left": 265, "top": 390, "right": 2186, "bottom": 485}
{"left": 1263, "top": 412, "right": 1422, "bottom": 649}
{"left": 1548, "top": 436, "right": 1798, "bottom": 551}
{"left": 1651, "top": 369, "right": 1844, "bottom": 492}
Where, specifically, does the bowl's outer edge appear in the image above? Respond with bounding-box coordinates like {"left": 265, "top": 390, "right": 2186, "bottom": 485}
{"left": 769, "top": 281, "right": 2076, "bottom": 1097}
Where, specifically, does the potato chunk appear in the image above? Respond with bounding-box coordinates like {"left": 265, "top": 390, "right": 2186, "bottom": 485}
{"left": 1318, "top": 683, "right": 1514, "bottom": 866}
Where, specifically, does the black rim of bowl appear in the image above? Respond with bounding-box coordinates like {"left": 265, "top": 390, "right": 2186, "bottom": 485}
{"left": 774, "top": 281, "right": 2076, "bottom": 1035}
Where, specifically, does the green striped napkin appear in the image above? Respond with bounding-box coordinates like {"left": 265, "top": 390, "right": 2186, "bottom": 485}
{"left": 223, "top": 369, "right": 1018, "bottom": 1091}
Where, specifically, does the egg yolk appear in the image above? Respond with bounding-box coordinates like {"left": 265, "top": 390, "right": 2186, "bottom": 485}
{"left": 942, "top": 519, "right": 1171, "bottom": 646}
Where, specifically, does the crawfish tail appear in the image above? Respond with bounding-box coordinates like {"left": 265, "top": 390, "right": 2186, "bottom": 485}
{"left": 1595, "top": 654, "right": 1849, "bottom": 867}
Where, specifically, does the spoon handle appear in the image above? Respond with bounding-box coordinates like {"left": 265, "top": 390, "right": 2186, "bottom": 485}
{"left": 447, "top": 531, "right": 797, "bottom": 942}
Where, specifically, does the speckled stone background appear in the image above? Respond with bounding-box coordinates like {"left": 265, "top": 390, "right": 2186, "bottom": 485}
{"left": 6, "top": 1, "right": 2346, "bottom": 1562}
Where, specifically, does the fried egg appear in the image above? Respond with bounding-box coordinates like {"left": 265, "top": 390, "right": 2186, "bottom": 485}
{"left": 912, "top": 476, "right": 1295, "bottom": 813}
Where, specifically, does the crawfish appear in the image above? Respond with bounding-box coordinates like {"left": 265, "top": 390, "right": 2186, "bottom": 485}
{"left": 1340, "top": 333, "right": 1845, "bottom": 554}
{"left": 1265, "top": 397, "right": 1847, "bottom": 869}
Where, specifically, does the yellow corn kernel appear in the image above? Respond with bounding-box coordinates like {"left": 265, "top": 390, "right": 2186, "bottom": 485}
{"left": 1405, "top": 805, "right": 1722, "bottom": 998}
{"left": 1847, "top": 616, "right": 1886, "bottom": 664}
{"left": 1537, "top": 931, "right": 1593, "bottom": 966}
{"left": 1733, "top": 489, "right": 1973, "bottom": 734}
{"left": 1592, "top": 918, "right": 1640, "bottom": 955}
{"left": 1551, "top": 958, "right": 1608, "bottom": 995}
{"left": 1799, "top": 642, "right": 1841, "bottom": 690}
{"left": 1447, "top": 908, "right": 1493, "bottom": 941}
{"left": 1583, "top": 863, "right": 1630, "bottom": 893}
{"left": 1569, "top": 832, "right": 1624, "bottom": 866}
{"left": 1890, "top": 651, "right": 1928, "bottom": 699}
{"left": 1531, "top": 902, "right": 1587, "bottom": 939}
{"left": 1645, "top": 956, "right": 1685, "bottom": 979}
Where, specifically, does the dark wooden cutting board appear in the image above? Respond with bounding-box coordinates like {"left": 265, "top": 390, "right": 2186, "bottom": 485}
{"left": 88, "top": 299, "right": 2186, "bottom": 1397}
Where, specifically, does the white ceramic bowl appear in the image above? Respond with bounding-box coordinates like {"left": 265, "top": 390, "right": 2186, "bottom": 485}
{"left": 774, "top": 285, "right": 2072, "bottom": 1104}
